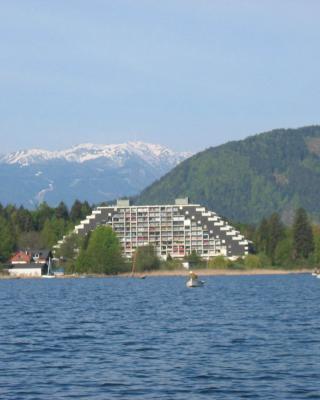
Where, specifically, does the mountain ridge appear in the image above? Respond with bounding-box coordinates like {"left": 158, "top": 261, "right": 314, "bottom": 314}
{"left": 0, "top": 141, "right": 191, "bottom": 207}
{"left": 0, "top": 141, "right": 190, "bottom": 167}
{"left": 136, "top": 126, "right": 320, "bottom": 223}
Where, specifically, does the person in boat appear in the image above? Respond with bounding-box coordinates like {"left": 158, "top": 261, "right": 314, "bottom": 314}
{"left": 189, "top": 270, "right": 198, "bottom": 280}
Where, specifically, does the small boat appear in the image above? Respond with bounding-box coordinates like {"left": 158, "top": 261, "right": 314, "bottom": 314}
{"left": 186, "top": 270, "right": 204, "bottom": 287}
{"left": 186, "top": 277, "right": 205, "bottom": 288}
{"left": 316, "top": 275, "right": 320, "bottom": 279}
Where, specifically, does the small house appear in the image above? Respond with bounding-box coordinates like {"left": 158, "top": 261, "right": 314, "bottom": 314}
{"left": 8, "top": 249, "right": 53, "bottom": 277}
{"left": 32, "top": 250, "right": 52, "bottom": 264}
{"left": 10, "top": 251, "right": 32, "bottom": 264}
{"left": 8, "top": 263, "right": 46, "bottom": 278}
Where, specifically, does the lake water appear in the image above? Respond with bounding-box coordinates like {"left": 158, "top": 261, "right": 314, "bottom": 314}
{"left": 0, "top": 274, "right": 319, "bottom": 399}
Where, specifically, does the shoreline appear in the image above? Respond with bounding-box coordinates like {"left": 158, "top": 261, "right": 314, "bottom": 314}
{"left": 0, "top": 268, "right": 312, "bottom": 280}
{"left": 121, "top": 268, "right": 311, "bottom": 277}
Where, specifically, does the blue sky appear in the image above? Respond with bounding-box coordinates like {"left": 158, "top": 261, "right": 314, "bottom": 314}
{"left": 1, "top": 0, "right": 320, "bottom": 153}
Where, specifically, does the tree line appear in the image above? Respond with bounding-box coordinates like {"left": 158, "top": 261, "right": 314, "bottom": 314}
{"left": 234, "top": 207, "right": 318, "bottom": 269}
{"left": 55, "top": 227, "right": 162, "bottom": 275}
{"left": 55, "top": 206, "right": 320, "bottom": 274}
{"left": 0, "top": 200, "right": 91, "bottom": 263}
{"left": 0, "top": 200, "right": 319, "bottom": 272}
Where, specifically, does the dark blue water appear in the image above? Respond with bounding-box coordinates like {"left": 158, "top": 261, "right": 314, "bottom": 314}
{"left": 0, "top": 274, "right": 320, "bottom": 399}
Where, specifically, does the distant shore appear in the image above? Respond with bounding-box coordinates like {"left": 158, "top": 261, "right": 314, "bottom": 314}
{"left": 0, "top": 268, "right": 312, "bottom": 280}
{"left": 120, "top": 268, "right": 311, "bottom": 277}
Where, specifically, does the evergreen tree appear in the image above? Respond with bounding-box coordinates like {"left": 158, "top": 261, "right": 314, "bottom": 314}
{"left": 292, "top": 208, "right": 314, "bottom": 259}
{"left": 312, "top": 226, "right": 320, "bottom": 265}
{"left": 70, "top": 200, "right": 83, "bottom": 222}
{"left": 18, "top": 231, "right": 42, "bottom": 250}
{"left": 55, "top": 202, "right": 69, "bottom": 220}
{"left": 40, "top": 218, "right": 68, "bottom": 248}
{"left": 34, "top": 202, "right": 54, "bottom": 230}
{"left": 255, "top": 217, "right": 269, "bottom": 254}
{"left": 267, "top": 213, "right": 284, "bottom": 264}
{"left": 0, "top": 216, "right": 16, "bottom": 262}
{"left": 81, "top": 201, "right": 92, "bottom": 219}
{"left": 13, "top": 206, "right": 34, "bottom": 232}
{"left": 3, "top": 204, "right": 17, "bottom": 219}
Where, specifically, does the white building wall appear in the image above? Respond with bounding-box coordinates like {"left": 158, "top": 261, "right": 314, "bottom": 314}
{"left": 9, "top": 268, "right": 42, "bottom": 277}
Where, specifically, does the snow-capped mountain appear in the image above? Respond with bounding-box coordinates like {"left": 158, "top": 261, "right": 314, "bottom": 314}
{"left": 0, "top": 141, "right": 191, "bottom": 207}
{"left": 0, "top": 142, "right": 189, "bottom": 167}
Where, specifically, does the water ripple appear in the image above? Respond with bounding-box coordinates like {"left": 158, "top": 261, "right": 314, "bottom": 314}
{"left": 0, "top": 275, "right": 320, "bottom": 399}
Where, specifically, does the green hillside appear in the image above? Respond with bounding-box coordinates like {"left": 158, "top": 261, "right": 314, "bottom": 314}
{"left": 136, "top": 126, "right": 320, "bottom": 223}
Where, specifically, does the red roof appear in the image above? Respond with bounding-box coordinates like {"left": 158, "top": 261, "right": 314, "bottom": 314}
{"left": 10, "top": 251, "right": 32, "bottom": 264}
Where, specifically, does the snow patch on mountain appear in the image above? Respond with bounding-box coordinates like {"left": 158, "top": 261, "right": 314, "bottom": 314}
{"left": 0, "top": 141, "right": 191, "bottom": 168}
{"left": 0, "top": 141, "right": 193, "bottom": 207}
{"left": 36, "top": 182, "right": 54, "bottom": 203}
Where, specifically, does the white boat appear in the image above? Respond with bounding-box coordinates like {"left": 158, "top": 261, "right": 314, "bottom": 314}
{"left": 317, "top": 275, "right": 320, "bottom": 279}
{"left": 186, "top": 278, "right": 205, "bottom": 288}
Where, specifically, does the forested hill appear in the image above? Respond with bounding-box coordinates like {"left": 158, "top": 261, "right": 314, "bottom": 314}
{"left": 136, "top": 126, "right": 320, "bottom": 223}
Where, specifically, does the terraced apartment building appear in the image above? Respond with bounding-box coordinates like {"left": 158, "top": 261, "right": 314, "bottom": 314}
{"left": 56, "top": 198, "right": 249, "bottom": 260}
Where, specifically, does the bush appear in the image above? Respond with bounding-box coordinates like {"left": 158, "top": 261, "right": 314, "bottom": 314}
{"left": 160, "top": 258, "right": 183, "bottom": 271}
{"left": 274, "top": 238, "right": 293, "bottom": 267}
{"left": 208, "top": 256, "right": 230, "bottom": 269}
{"left": 256, "top": 252, "right": 271, "bottom": 268}
{"left": 184, "top": 250, "right": 205, "bottom": 268}
{"left": 244, "top": 254, "right": 262, "bottom": 269}
{"left": 135, "top": 245, "right": 160, "bottom": 272}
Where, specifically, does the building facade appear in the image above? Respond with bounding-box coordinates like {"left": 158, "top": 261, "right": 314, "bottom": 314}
{"left": 8, "top": 264, "right": 45, "bottom": 278}
{"left": 57, "top": 198, "right": 249, "bottom": 260}
{"left": 8, "top": 250, "right": 53, "bottom": 277}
